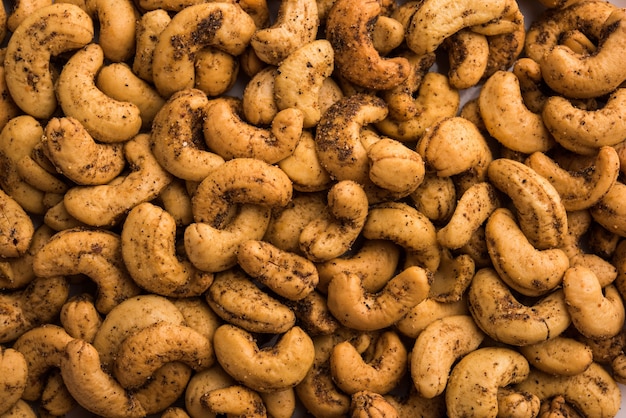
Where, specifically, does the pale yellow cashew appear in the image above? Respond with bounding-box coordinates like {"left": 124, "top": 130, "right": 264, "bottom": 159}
{"left": 150, "top": 89, "right": 225, "bottom": 182}
{"left": 213, "top": 324, "right": 315, "bottom": 393}
{"left": 122, "top": 202, "right": 214, "bottom": 297}
{"left": 152, "top": 2, "right": 256, "bottom": 97}
{"left": 250, "top": 0, "right": 319, "bottom": 66}
{"left": 42, "top": 116, "right": 126, "bottom": 186}
{"left": 63, "top": 133, "right": 174, "bottom": 227}
{"left": 203, "top": 96, "right": 304, "bottom": 164}
{"left": 327, "top": 266, "right": 431, "bottom": 331}
{"left": 55, "top": 43, "right": 142, "bottom": 143}
{"left": 32, "top": 227, "right": 141, "bottom": 314}
{"left": 485, "top": 208, "right": 570, "bottom": 297}
{"left": 4, "top": 3, "right": 94, "bottom": 119}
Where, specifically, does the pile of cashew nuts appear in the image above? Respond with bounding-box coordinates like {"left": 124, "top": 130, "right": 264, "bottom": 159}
{"left": 1, "top": 0, "right": 626, "bottom": 416}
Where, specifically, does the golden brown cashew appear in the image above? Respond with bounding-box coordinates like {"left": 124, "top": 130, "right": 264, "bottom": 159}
{"left": 250, "top": 0, "right": 318, "bottom": 66}
{"left": 478, "top": 70, "right": 554, "bottom": 154}
{"left": 260, "top": 388, "right": 296, "bottom": 418}
{"left": 15, "top": 142, "right": 69, "bottom": 196}
{"left": 184, "top": 365, "right": 235, "bottom": 418}
{"left": 201, "top": 385, "right": 267, "bottom": 418}
{"left": 42, "top": 116, "right": 126, "bottom": 186}
{"left": 0, "top": 224, "right": 54, "bottom": 290}
{"left": 542, "top": 88, "right": 626, "bottom": 153}
{"left": 152, "top": 3, "right": 256, "bottom": 97}
{"left": 277, "top": 130, "right": 333, "bottom": 192}
{"left": 330, "top": 330, "right": 407, "bottom": 395}
{"left": 60, "top": 294, "right": 102, "bottom": 343}
{"left": 32, "top": 227, "right": 140, "bottom": 314}
{"left": 376, "top": 72, "right": 460, "bottom": 143}
{"left": 82, "top": 0, "right": 139, "bottom": 62}
{"left": 515, "top": 362, "right": 621, "bottom": 418}
{"left": 0, "top": 116, "right": 47, "bottom": 214}
{"left": 562, "top": 265, "right": 625, "bottom": 340}
{"left": 237, "top": 239, "right": 318, "bottom": 301}
{"left": 428, "top": 250, "right": 475, "bottom": 303}
{"left": 191, "top": 157, "right": 292, "bottom": 228}
{"left": 409, "top": 173, "right": 456, "bottom": 224}
{"left": 0, "top": 188, "right": 33, "bottom": 258}
{"left": 363, "top": 202, "right": 440, "bottom": 272}
{"left": 444, "top": 29, "right": 489, "bottom": 90}
{"left": 590, "top": 180, "right": 626, "bottom": 237}
{"left": 242, "top": 66, "right": 278, "bottom": 126}
{"left": 150, "top": 89, "right": 225, "bottom": 182}
{"left": 60, "top": 339, "right": 147, "bottom": 418}
{"left": 540, "top": 8, "right": 626, "bottom": 99}
{"left": 485, "top": 208, "right": 569, "bottom": 297}
{"left": 55, "top": 43, "right": 142, "bottom": 143}
{"left": 274, "top": 39, "right": 334, "bottom": 128}
{"left": 63, "top": 133, "right": 174, "bottom": 227}
{"left": 7, "top": 0, "right": 52, "bottom": 32}
{"left": 405, "top": 0, "right": 509, "bottom": 55}
{"left": 487, "top": 158, "right": 568, "bottom": 250}
{"left": 468, "top": 268, "right": 571, "bottom": 346}
{"left": 495, "top": 387, "right": 540, "bottom": 418}
{"left": 213, "top": 324, "right": 315, "bottom": 393}
{"left": 326, "top": 0, "right": 409, "bottom": 90}
{"left": 11, "top": 325, "right": 73, "bottom": 402}
{"left": 315, "top": 93, "right": 388, "bottom": 183}
{"left": 0, "top": 347, "right": 27, "bottom": 414}
{"left": 411, "top": 315, "right": 484, "bottom": 399}
{"left": 436, "top": 182, "right": 499, "bottom": 250}
{"left": 194, "top": 47, "right": 240, "bottom": 97}
{"left": 203, "top": 97, "right": 304, "bottom": 164}
{"left": 121, "top": 202, "right": 213, "bottom": 297}
{"left": 327, "top": 266, "right": 431, "bottom": 331}
{"left": 96, "top": 62, "right": 166, "bottom": 130}
{"left": 205, "top": 268, "right": 296, "bottom": 334}
{"left": 299, "top": 180, "right": 369, "bottom": 262}
{"left": 395, "top": 296, "right": 469, "bottom": 339}
{"left": 286, "top": 289, "right": 341, "bottom": 336}
{"left": 132, "top": 9, "right": 171, "bottom": 83}
{"left": 113, "top": 322, "right": 214, "bottom": 389}
{"left": 518, "top": 336, "right": 593, "bottom": 377}
{"left": 0, "top": 276, "right": 69, "bottom": 343}
{"left": 445, "top": 347, "right": 530, "bottom": 418}
{"left": 4, "top": 3, "right": 94, "bottom": 119}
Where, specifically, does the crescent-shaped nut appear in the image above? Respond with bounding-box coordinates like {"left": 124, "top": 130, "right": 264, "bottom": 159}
{"left": 132, "top": 9, "right": 171, "bottom": 83}
{"left": 514, "top": 362, "right": 621, "bottom": 418}
{"left": 0, "top": 188, "right": 34, "bottom": 258}
{"left": 203, "top": 97, "right": 303, "bottom": 164}
{"left": 0, "top": 347, "right": 28, "bottom": 414}
{"left": 468, "top": 268, "right": 571, "bottom": 346}
{"left": 410, "top": 315, "right": 485, "bottom": 399}
{"left": 330, "top": 330, "right": 408, "bottom": 395}
{"left": 444, "top": 29, "right": 490, "bottom": 90}
{"left": 205, "top": 268, "right": 296, "bottom": 334}
{"left": 250, "top": 0, "right": 319, "bottom": 66}
{"left": 113, "top": 322, "right": 214, "bottom": 389}
{"left": 277, "top": 130, "right": 333, "bottom": 192}
{"left": 152, "top": 3, "right": 256, "bottom": 97}
{"left": 237, "top": 239, "right": 318, "bottom": 301}
{"left": 395, "top": 296, "right": 469, "bottom": 339}
{"left": 486, "top": 208, "right": 570, "bottom": 297}
{"left": 60, "top": 294, "right": 102, "bottom": 343}
{"left": 42, "top": 116, "right": 125, "bottom": 186}
{"left": 201, "top": 385, "right": 267, "bottom": 418}
{"left": 405, "top": 0, "right": 510, "bottom": 55}
{"left": 274, "top": 39, "right": 334, "bottom": 128}
{"left": 487, "top": 158, "right": 568, "bottom": 250}
{"left": 32, "top": 227, "right": 141, "bottom": 314}
{"left": 327, "top": 266, "right": 431, "bottom": 331}
{"left": 525, "top": 146, "right": 620, "bottom": 211}
{"left": 445, "top": 346, "right": 530, "bottom": 418}
{"left": 84, "top": 0, "right": 139, "bottom": 62}
{"left": 590, "top": 180, "right": 626, "bottom": 237}
{"left": 326, "top": 0, "right": 410, "bottom": 90}
{"left": 63, "top": 133, "right": 174, "bottom": 227}
{"left": 55, "top": 43, "right": 142, "bottom": 143}
{"left": 518, "top": 336, "right": 593, "bottom": 377}
{"left": 213, "top": 324, "right": 315, "bottom": 393}
{"left": 562, "top": 265, "right": 625, "bottom": 340}
{"left": 121, "top": 202, "right": 214, "bottom": 297}
{"left": 184, "top": 366, "right": 236, "bottom": 418}
{"left": 478, "top": 70, "right": 554, "bottom": 154}
{"left": 191, "top": 157, "right": 292, "bottom": 228}
{"left": 150, "top": 88, "right": 225, "bottom": 182}
{"left": 315, "top": 93, "right": 388, "bottom": 183}
{"left": 4, "top": 3, "right": 94, "bottom": 119}
{"left": 542, "top": 88, "right": 626, "bottom": 154}
{"left": 60, "top": 339, "right": 147, "bottom": 418}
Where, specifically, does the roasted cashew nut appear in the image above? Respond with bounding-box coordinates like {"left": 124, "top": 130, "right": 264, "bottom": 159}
{"left": 0, "top": 347, "right": 28, "bottom": 414}
{"left": 82, "top": 0, "right": 139, "bottom": 62}
{"left": 55, "top": 43, "right": 142, "bottom": 143}
{"left": 201, "top": 385, "right": 267, "bottom": 418}
{"left": 518, "top": 336, "right": 593, "bottom": 377}
{"left": 4, "top": 3, "right": 94, "bottom": 119}
{"left": 152, "top": 2, "right": 256, "bottom": 97}
{"left": 60, "top": 293, "right": 102, "bottom": 343}
{"left": 0, "top": 224, "right": 54, "bottom": 290}
{"left": 590, "top": 180, "right": 626, "bottom": 238}
{"left": 121, "top": 202, "right": 214, "bottom": 297}
{"left": 326, "top": 0, "right": 410, "bottom": 90}
{"left": 0, "top": 188, "right": 34, "bottom": 258}
{"left": 395, "top": 296, "right": 469, "bottom": 339}
{"left": 213, "top": 324, "right": 315, "bottom": 393}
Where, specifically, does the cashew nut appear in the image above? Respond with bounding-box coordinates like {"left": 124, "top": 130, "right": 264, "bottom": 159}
{"left": 0, "top": 188, "right": 34, "bottom": 258}
{"left": 518, "top": 336, "right": 593, "bottom": 377}
{"left": 0, "top": 347, "right": 27, "bottom": 414}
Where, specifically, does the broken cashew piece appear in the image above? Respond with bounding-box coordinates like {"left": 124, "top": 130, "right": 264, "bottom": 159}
{"left": 55, "top": 43, "right": 142, "bottom": 143}
{"left": 4, "top": 3, "right": 94, "bottom": 119}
